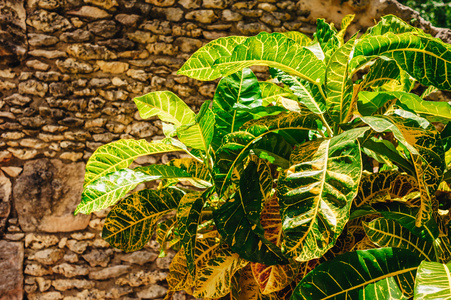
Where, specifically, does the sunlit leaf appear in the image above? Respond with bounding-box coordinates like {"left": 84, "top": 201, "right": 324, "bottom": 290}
{"left": 259, "top": 81, "right": 297, "bottom": 106}
{"left": 414, "top": 260, "right": 451, "bottom": 299}
{"left": 361, "top": 58, "right": 400, "bottom": 90}
{"left": 314, "top": 18, "right": 338, "bottom": 60}
{"left": 282, "top": 31, "right": 312, "bottom": 46}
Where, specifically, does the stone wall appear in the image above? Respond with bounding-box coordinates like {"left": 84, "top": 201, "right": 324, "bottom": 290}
{"left": 0, "top": 0, "right": 448, "bottom": 299}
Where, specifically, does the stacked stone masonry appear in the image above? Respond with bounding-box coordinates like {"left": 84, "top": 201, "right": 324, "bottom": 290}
{"left": 1, "top": 0, "right": 450, "bottom": 299}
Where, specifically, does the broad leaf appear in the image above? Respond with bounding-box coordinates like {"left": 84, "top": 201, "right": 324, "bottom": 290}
{"left": 336, "top": 14, "right": 355, "bottom": 46}
{"left": 167, "top": 158, "right": 212, "bottom": 188}
{"left": 214, "top": 159, "right": 288, "bottom": 265}
{"left": 357, "top": 91, "right": 396, "bottom": 116}
{"left": 282, "top": 31, "right": 312, "bottom": 46}
{"left": 292, "top": 248, "right": 423, "bottom": 299}
{"left": 326, "top": 35, "right": 357, "bottom": 124}
{"left": 365, "top": 14, "right": 427, "bottom": 37}
{"left": 83, "top": 139, "right": 184, "bottom": 188}
{"left": 102, "top": 188, "right": 184, "bottom": 252}
{"left": 354, "top": 32, "right": 451, "bottom": 91}
{"left": 177, "top": 100, "right": 215, "bottom": 151}
{"left": 133, "top": 91, "right": 195, "bottom": 126}
{"left": 361, "top": 58, "right": 400, "bottom": 90}
{"left": 414, "top": 261, "right": 451, "bottom": 299}
{"left": 156, "top": 217, "right": 178, "bottom": 257}
{"left": 314, "top": 18, "right": 338, "bottom": 59}
{"left": 176, "top": 192, "right": 204, "bottom": 278}
{"left": 277, "top": 128, "right": 366, "bottom": 261}
{"left": 178, "top": 35, "right": 247, "bottom": 80}
{"left": 213, "top": 32, "right": 326, "bottom": 86}
{"left": 259, "top": 81, "right": 297, "bottom": 106}
{"left": 364, "top": 218, "right": 435, "bottom": 261}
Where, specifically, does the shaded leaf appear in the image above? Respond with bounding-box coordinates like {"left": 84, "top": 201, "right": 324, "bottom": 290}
{"left": 156, "top": 217, "right": 178, "bottom": 258}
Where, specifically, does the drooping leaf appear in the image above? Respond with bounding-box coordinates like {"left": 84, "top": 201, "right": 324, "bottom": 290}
{"left": 277, "top": 127, "right": 366, "bottom": 261}
{"left": 336, "top": 14, "right": 355, "bottom": 46}
{"left": 133, "top": 91, "right": 195, "bottom": 126}
{"left": 213, "top": 32, "right": 326, "bottom": 86}
{"left": 102, "top": 188, "right": 184, "bottom": 252}
{"left": 361, "top": 58, "right": 400, "bottom": 90}
{"left": 214, "top": 159, "right": 288, "bottom": 265}
{"left": 364, "top": 218, "right": 435, "bottom": 261}
{"left": 83, "top": 139, "right": 185, "bottom": 188}
{"left": 292, "top": 248, "right": 423, "bottom": 299}
{"left": 326, "top": 35, "right": 357, "bottom": 124}
{"left": 414, "top": 260, "right": 451, "bottom": 299}
{"left": 212, "top": 68, "right": 262, "bottom": 148}
{"left": 421, "top": 85, "right": 439, "bottom": 99}
{"left": 354, "top": 32, "right": 451, "bottom": 90}
{"left": 177, "top": 192, "right": 205, "bottom": 278}
{"left": 178, "top": 35, "right": 247, "bottom": 80}
{"left": 156, "top": 217, "right": 178, "bottom": 257}
{"left": 177, "top": 100, "right": 215, "bottom": 151}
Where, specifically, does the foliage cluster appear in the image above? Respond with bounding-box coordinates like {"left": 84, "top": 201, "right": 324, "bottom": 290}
{"left": 398, "top": 0, "right": 451, "bottom": 28}
{"left": 76, "top": 15, "right": 451, "bottom": 299}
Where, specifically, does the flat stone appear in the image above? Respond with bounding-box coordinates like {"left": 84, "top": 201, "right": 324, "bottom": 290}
{"left": 0, "top": 80, "right": 16, "bottom": 90}
{"left": 145, "top": 0, "right": 175, "bottom": 6}
{"left": 175, "top": 37, "right": 202, "bottom": 53}
{"left": 60, "top": 29, "right": 93, "bottom": 42}
{"left": 179, "top": 0, "right": 201, "bottom": 9}
{"left": 120, "top": 250, "right": 158, "bottom": 265}
{"left": 67, "top": 43, "right": 116, "bottom": 60}
{"left": 89, "top": 265, "right": 130, "bottom": 280}
{"left": 59, "top": 152, "right": 83, "bottom": 162}
{"left": 82, "top": 249, "right": 111, "bottom": 267}
{"left": 126, "top": 69, "right": 148, "bottom": 81}
{"left": 28, "top": 33, "right": 59, "bottom": 46}
{"left": 140, "top": 20, "right": 172, "bottom": 34}
{"left": 27, "top": 292, "right": 63, "bottom": 300}
{"left": 52, "top": 279, "right": 94, "bottom": 291}
{"left": 67, "top": 6, "right": 111, "bottom": 19}
{"left": 127, "top": 31, "right": 157, "bottom": 44}
{"left": 66, "top": 240, "right": 89, "bottom": 254}
{"left": 70, "top": 232, "right": 96, "bottom": 240}
{"left": 97, "top": 61, "right": 129, "bottom": 74}
{"left": 25, "top": 263, "right": 53, "bottom": 276}
{"left": 28, "top": 50, "right": 67, "bottom": 59}
{"left": 27, "top": 10, "right": 72, "bottom": 33}
{"left": 18, "top": 116, "right": 46, "bottom": 128}
{"left": 203, "top": 0, "right": 230, "bottom": 9}
{"left": 25, "top": 233, "right": 59, "bottom": 250}
{"left": 26, "top": 60, "right": 50, "bottom": 71}
{"left": 29, "top": 249, "right": 65, "bottom": 265}
{"left": 222, "top": 9, "right": 242, "bottom": 21}
{"left": 116, "top": 270, "right": 167, "bottom": 287}
{"left": 14, "top": 159, "right": 90, "bottom": 232}
{"left": 185, "top": 10, "right": 217, "bottom": 23}
{"left": 0, "top": 172, "right": 11, "bottom": 204}
{"left": 34, "top": 71, "right": 62, "bottom": 82}
{"left": 88, "top": 20, "right": 118, "bottom": 38}
{"left": 98, "top": 39, "right": 135, "bottom": 51}
{"left": 35, "top": 277, "right": 51, "bottom": 292}
{"left": 56, "top": 58, "right": 94, "bottom": 74}
{"left": 98, "top": 89, "right": 128, "bottom": 101}
{"left": 84, "top": 0, "right": 119, "bottom": 10}
{"left": 7, "top": 148, "right": 38, "bottom": 160}
{"left": 137, "top": 284, "right": 167, "bottom": 299}
{"left": 0, "top": 241, "right": 23, "bottom": 300}
{"left": 1, "top": 167, "right": 22, "bottom": 178}
{"left": 237, "top": 21, "right": 271, "bottom": 35}
{"left": 52, "top": 263, "right": 89, "bottom": 278}
{"left": 106, "top": 286, "right": 133, "bottom": 299}
{"left": 4, "top": 94, "right": 31, "bottom": 106}
{"left": 115, "top": 14, "right": 141, "bottom": 26}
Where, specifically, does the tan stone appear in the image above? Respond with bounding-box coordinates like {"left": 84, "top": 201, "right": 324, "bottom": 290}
{"left": 0, "top": 241, "right": 23, "bottom": 299}
{"left": 19, "top": 139, "right": 48, "bottom": 149}
{"left": 28, "top": 291, "right": 63, "bottom": 300}
{"left": 28, "top": 50, "right": 67, "bottom": 59}
{"left": 52, "top": 263, "right": 89, "bottom": 278}
{"left": 59, "top": 152, "right": 83, "bottom": 162}
{"left": 185, "top": 10, "right": 217, "bottom": 23}
{"left": 137, "top": 284, "right": 167, "bottom": 299}
{"left": 26, "top": 59, "right": 50, "bottom": 71}
{"left": 89, "top": 265, "right": 130, "bottom": 280}
{"left": 0, "top": 80, "right": 16, "bottom": 90}
{"left": 67, "top": 43, "right": 117, "bottom": 60}
{"left": 25, "top": 233, "right": 59, "bottom": 250}
{"left": 84, "top": 0, "right": 118, "bottom": 10}
{"left": 52, "top": 279, "right": 94, "bottom": 291}
{"left": 127, "top": 31, "right": 158, "bottom": 44}
{"left": 1, "top": 132, "right": 25, "bottom": 140}
{"left": 27, "top": 10, "right": 72, "bottom": 33}
{"left": 82, "top": 249, "right": 111, "bottom": 267}
{"left": 56, "top": 58, "right": 94, "bottom": 74}
{"left": 145, "top": 0, "right": 175, "bottom": 6}
{"left": 67, "top": 6, "right": 111, "bottom": 19}
{"left": 97, "top": 61, "right": 129, "bottom": 74}
{"left": 35, "top": 277, "right": 51, "bottom": 292}
{"left": 120, "top": 250, "right": 158, "bottom": 265}
{"left": 29, "top": 249, "right": 65, "bottom": 265}
{"left": 7, "top": 148, "right": 39, "bottom": 160}
{"left": 66, "top": 240, "right": 89, "bottom": 254}
{"left": 1, "top": 167, "right": 22, "bottom": 178}
{"left": 25, "top": 263, "right": 53, "bottom": 276}
{"left": 116, "top": 270, "right": 167, "bottom": 287}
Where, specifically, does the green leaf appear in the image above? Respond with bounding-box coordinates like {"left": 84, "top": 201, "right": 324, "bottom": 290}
{"left": 314, "top": 18, "right": 339, "bottom": 60}
{"left": 326, "top": 35, "right": 357, "bottom": 124}
{"left": 259, "top": 81, "right": 297, "bottom": 106}
{"left": 270, "top": 68, "right": 326, "bottom": 115}
{"left": 361, "top": 58, "right": 400, "bottom": 90}
{"left": 177, "top": 192, "right": 204, "bottom": 278}
{"left": 292, "top": 248, "right": 423, "bottom": 300}
{"left": 212, "top": 68, "right": 261, "bottom": 148}
{"left": 414, "top": 260, "right": 451, "bottom": 299}
{"left": 133, "top": 91, "right": 195, "bottom": 126}
{"left": 214, "top": 160, "right": 288, "bottom": 265}
{"left": 336, "top": 14, "right": 355, "bottom": 46}
{"left": 364, "top": 218, "right": 435, "bottom": 261}
{"left": 357, "top": 91, "right": 396, "bottom": 116}
{"left": 277, "top": 128, "right": 366, "bottom": 261}
{"left": 177, "top": 35, "right": 247, "bottom": 80}
{"left": 421, "top": 85, "right": 438, "bottom": 99}
{"left": 156, "top": 217, "right": 178, "bottom": 257}
{"left": 177, "top": 101, "right": 215, "bottom": 151}
{"left": 354, "top": 32, "right": 451, "bottom": 91}
{"left": 102, "top": 188, "right": 184, "bottom": 252}
{"left": 83, "top": 139, "right": 184, "bottom": 188}
{"left": 282, "top": 31, "right": 312, "bottom": 46}
{"left": 365, "top": 14, "right": 427, "bottom": 37}
{"left": 213, "top": 32, "right": 326, "bottom": 86}
{"left": 167, "top": 157, "right": 212, "bottom": 187}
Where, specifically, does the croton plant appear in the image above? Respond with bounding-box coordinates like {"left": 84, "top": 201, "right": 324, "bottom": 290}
{"left": 76, "top": 15, "right": 451, "bottom": 299}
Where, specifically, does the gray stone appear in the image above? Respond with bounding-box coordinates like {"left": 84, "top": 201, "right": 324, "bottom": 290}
{"left": 0, "top": 241, "right": 23, "bottom": 300}
{"left": 89, "top": 265, "right": 130, "bottom": 280}
{"left": 88, "top": 20, "right": 118, "bottom": 38}
{"left": 14, "top": 159, "right": 90, "bottom": 232}
{"left": 27, "top": 10, "right": 72, "bottom": 33}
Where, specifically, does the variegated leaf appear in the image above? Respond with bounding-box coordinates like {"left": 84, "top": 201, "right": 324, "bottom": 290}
{"left": 336, "top": 14, "right": 355, "bottom": 46}
{"left": 292, "top": 248, "right": 423, "bottom": 299}
{"left": 361, "top": 58, "right": 400, "bottom": 90}
{"left": 102, "top": 188, "right": 184, "bottom": 252}
{"left": 414, "top": 260, "right": 451, "bottom": 299}
{"left": 177, "top": 35, "right": 247, "bottom": 80}
{"left": 314, "top": 18, "right": 338, "bottom": 60}
{"left": 365, "top": 14, "right": 427, "bottom": 37}
{"left": 259, "top": 81, "right": 297, "bottom": 106}
{"left": 277, "top": 127, "right": 366, "bottom": 261}
{"left": 133, "top": 91, "right": 195, "bottom": 126}
{"left": 213, "top": 32, "right": 326, "bottom": 86}
{"left": 282, "top": 31, "right": 312, "bottom": 46}
{"left": 156, "top": 217, "right": 178, "bottom": 258}
{"left": 167, "top": 158, "right": 212, "bottom": 188}
{"left": 364, "top": 218, "right": 435, "bottom": 261}
{"left": 214, "top": 159, "right": 287, "bottom": 265}
{"left": 83, "top": 139, "right": 184, "bottom": 188}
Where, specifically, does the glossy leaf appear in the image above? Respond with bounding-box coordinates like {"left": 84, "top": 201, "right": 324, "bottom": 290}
{"left": 326, "top": 35, "right": 357, "bottom": 124}
{"left": 133, "top": 91, "right": 195, "bottom": 126}
{"left": 292, "top": 248, "right": 423, "bottom": 300}
{"left": 357, "top": 91, "right": 396, "bottom": 116}
{"left": 282, "top": 31, "right": 312, "bottom": 46}
{"left": 414, "top": 261, "right": 451, "bottom": 299}
{"left": 102, "top": 188, "right": 184, "bottom": 252}
{"left": 277, "top": 128, "right": 366, "bottom": 261}
{"left": 361, "top": 58, "right": 400, "bottom": 90}
{"left": 354, "top": 32, "right": 451, "bottom": 91}
{"left": 365, "top": 14, "right": 427, "bottom": 37}
{"left": 314, "top": 18, "right": 339, "bottom": 59}
{"left": 336, "top": 14, "right": 355, "bottom": 45}
{"left": 167, "top": 158, "right": 212, "bottom": 188}
{"left": 178, "top": 36, "right": 247, "bottom": 80}
{"left": 213, "top": 32, "right": 326, "bottom": 86}
{"left": 364, "top": 218, "right": 435, "bottom": 261}
{"left": 214, "top": 160, "right": 287, "bottom": 265}
{"left": 259, "top": 81, "right": 297, "bottom": 106}
{"left": 83, "top": 139, "right": 184, "bottom": 188}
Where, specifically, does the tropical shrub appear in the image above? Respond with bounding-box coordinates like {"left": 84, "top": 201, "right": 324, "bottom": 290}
{"left": 76, "top": 14, "right": 451, "bottom": 299}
